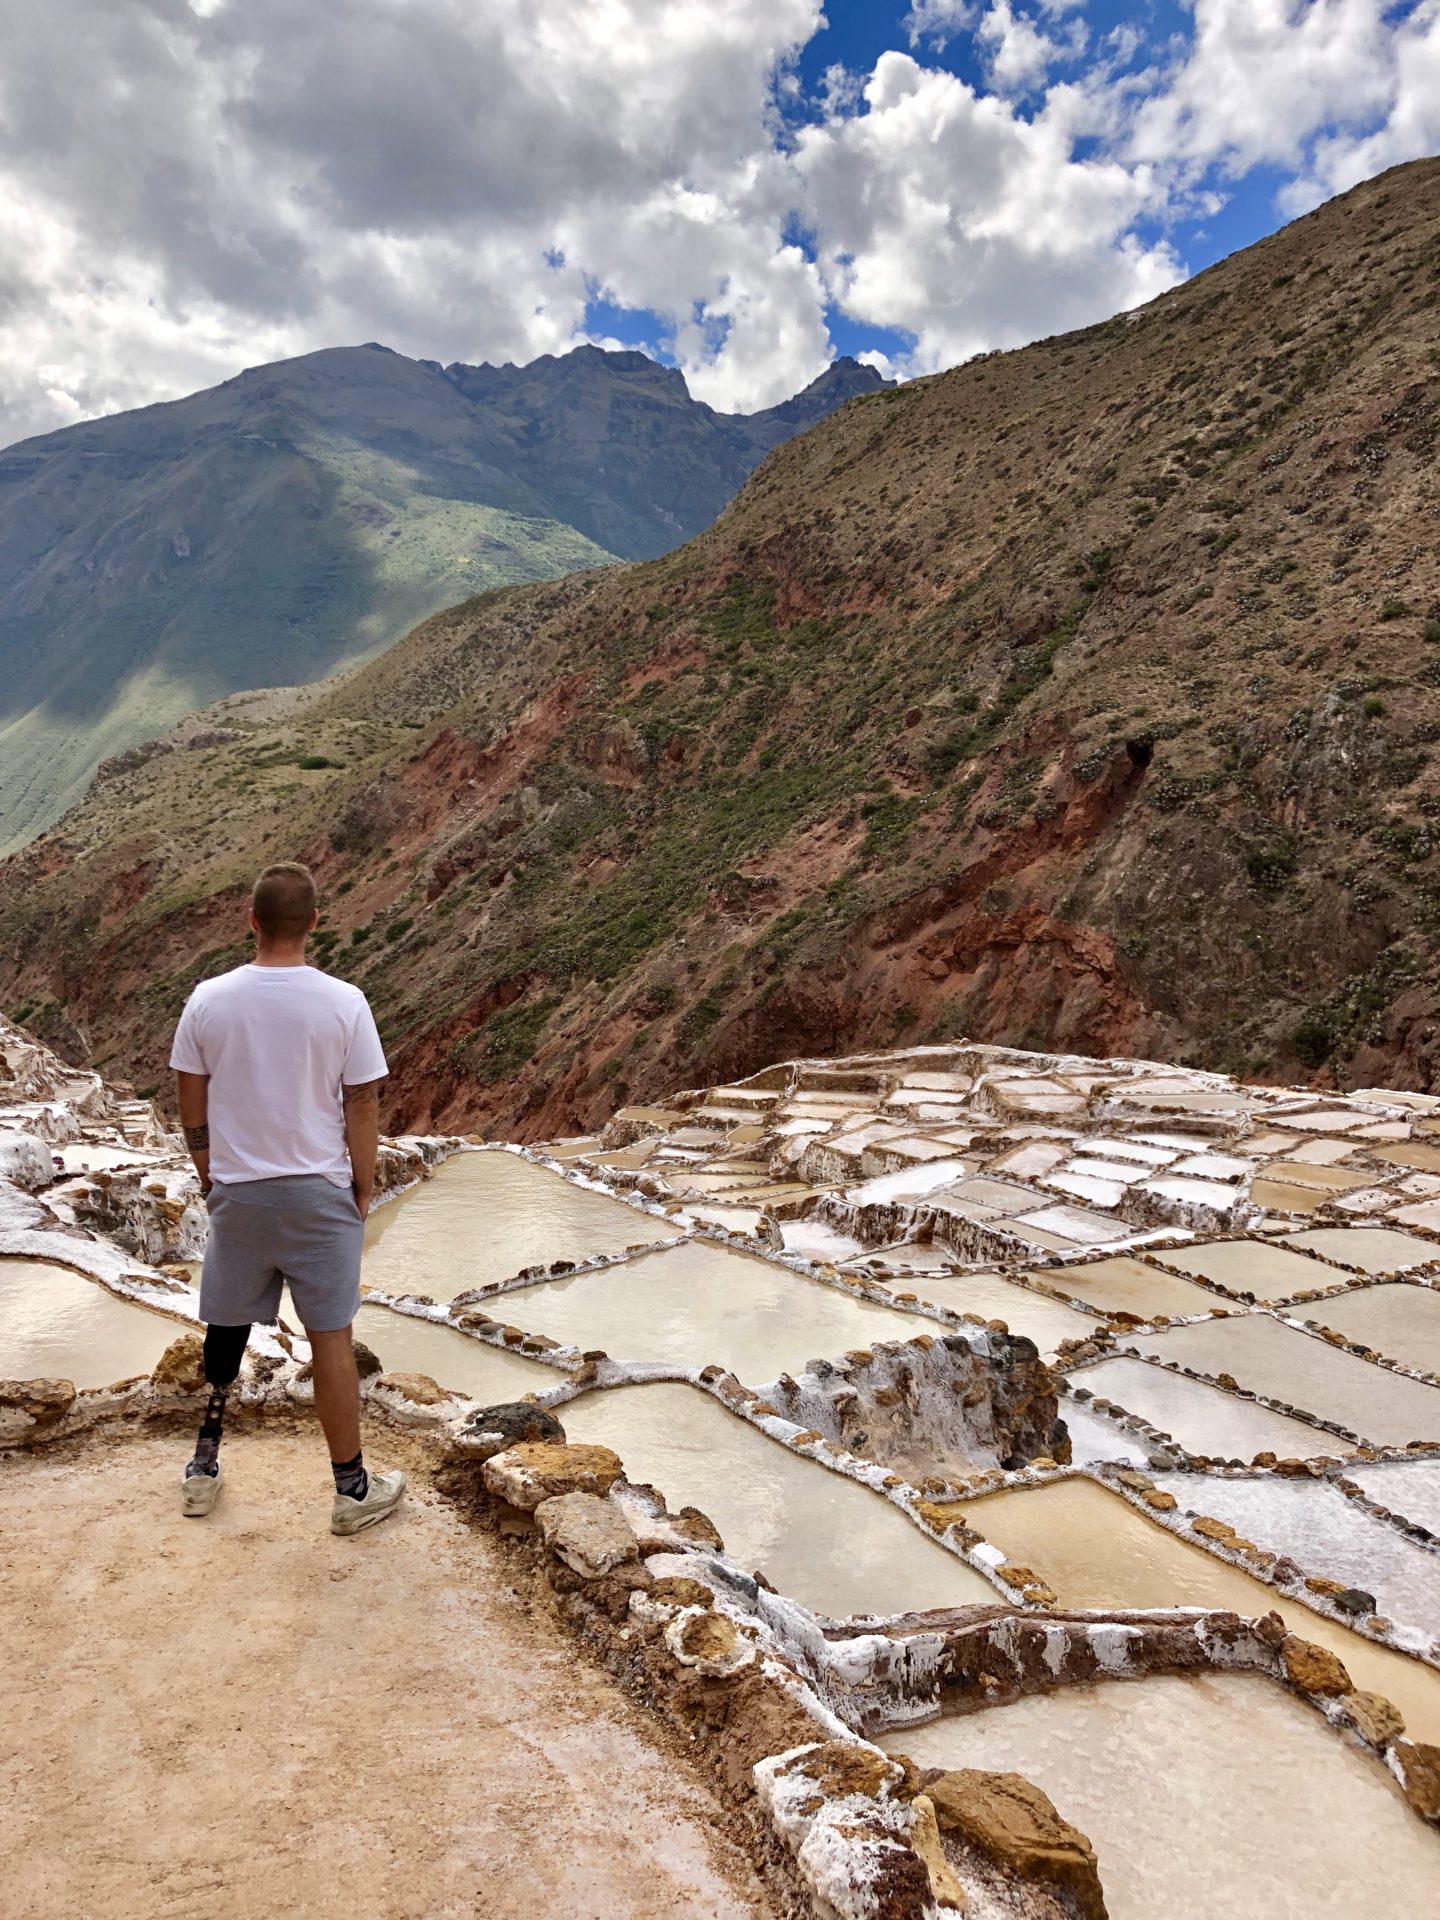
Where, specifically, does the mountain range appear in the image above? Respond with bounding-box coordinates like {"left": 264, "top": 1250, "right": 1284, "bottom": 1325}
{"left": 3, "top": 158, "right": 1438, "bottom": 1125}
{"left": 0, "top": 343, "right": 883, "bottom": 846}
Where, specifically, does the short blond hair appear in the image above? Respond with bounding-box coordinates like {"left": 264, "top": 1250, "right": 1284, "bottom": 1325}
{"left": 252, "top": 862, "right": 317, "bottom": 940}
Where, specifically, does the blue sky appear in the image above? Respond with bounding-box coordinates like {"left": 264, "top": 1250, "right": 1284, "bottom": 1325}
{"left": 1, "top": 1, "right": 1436, "bottom": 440}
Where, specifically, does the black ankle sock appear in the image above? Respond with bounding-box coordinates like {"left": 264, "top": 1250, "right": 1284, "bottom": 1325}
{"left": 187, "top": 1388, "right": 228, "bottom": 1478}
{"left": 332, "top": 1451, "right": 368, "bottom": 1501}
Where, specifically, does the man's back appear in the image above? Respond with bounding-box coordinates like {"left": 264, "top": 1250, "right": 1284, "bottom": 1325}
{"left": 171, "top": 962, "right": 386, "bottom": 1186}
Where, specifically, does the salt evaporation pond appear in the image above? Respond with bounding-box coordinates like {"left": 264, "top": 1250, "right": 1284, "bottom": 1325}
{"left": 1077, "top": 1356, "right": 1333, "bottom": 1460}
{"left": 1029, "top": 1257, "right": 1223, "bottom": 1321}
{"left": 498, "top": 1239, "right": 935, "bottom": 1384}
{"left": 1059, "top": 1399, "right": 1151, "bottom": 1467}
{"left": 1346, "top": 1459, "right": 1440, "bottom": 1535}
{"left": 351, "top": 1304, "right": 554, "bottom": 1402}
{"left": 1130, "top": 1314, "right": 1440, "bottom": 1448}
{"left": 362, "top": 1152, "right": 680, "bottom": 1301}
{"left": 895, "top": 1271, "right": 1101, "bottom": 1355}
{"left": 0, "top": 1257, "right": 180, "bottom": 1388}
{"left": 1306, "top": 1283, "right": 1440, "bottom": 1376}
{"left": 958, "top": 1476, "right": 1440, "bottom": 1740}
{"left": 1279, "top": 1226, "right": 1438, "bottom": 1273}
{"left": 1155, "top": 1239, "right": 1338, "bottom": 1302}
{"left": 561, "top": 1382, "right": 1001, "bottom": 1619}
{"left": 883, "top": 1674, "right": 1440, "bottom": 1920}
{"left": 1152, "top": 1471, "right": 1440, "bottom": 1650}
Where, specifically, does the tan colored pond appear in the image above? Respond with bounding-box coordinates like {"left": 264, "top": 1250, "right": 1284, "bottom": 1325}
{"left": 0, "top": 1258, "right": 182, "bottom": 1389}
{"left": 1279, "top": 1226, "right": 1439, "bottom": 1274}
{"left": 350, "top": 1305, "right": 554, "bottom": 1403}
{"left": 1153, "top": 1239, "right": 1335, "bottom": 1302}
{"left": 958, "top": 1477, "right": 1440, "bottom": 1740}
{"left": 883, "top": 1674, "right": 1440, "bottom": 1920}
{"left": 1309, "top": 1284, "right": 1440, "bottom": 1376}
{"left": 562, "top": 1383, "right": 1000, "bottom": 1619}
{"left": 498, "top": 1238, "right": 935, "bottom": 1384}
{"left": 362, "top": 1152, "right": 680, "bottom": 1301}
{"left": 1031, "top": 1257, "right": 1224, "bottom": 1320}
{"left": 896, "top": 1271, "right": 1100, "bottom": 1355}
{"left": 1076, "top": 1357, "right": 1334, "bottom": 1461}
{"left": 1130, "top": 1315, "right": 1440, "bottom": 1448}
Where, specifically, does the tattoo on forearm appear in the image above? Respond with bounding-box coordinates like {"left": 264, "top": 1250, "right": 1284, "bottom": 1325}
{"left": 342, "top": 1078, "right": 382, "bottom": 1110}
{"left": 183, "top": 1123, "right": 210, "bottom": 1152}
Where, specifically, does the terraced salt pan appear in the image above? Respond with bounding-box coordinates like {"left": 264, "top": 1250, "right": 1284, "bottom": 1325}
{"left": 1152, "top": 1471, "right": 1440, "bottom": 1651}
{"left": 1059, "top": 1400, "right": 1151, "bottom": 1467}
{"left": 1346, "top": 1459, "right": 1440, "bottom": 1535}
{"left": 1279, "top": 1226, "right": 1439, "bottom": 1274}
{"left": 892, "top": 1271, "right": 1100, "bottom": 1356}
{"left": 778, "top": 1219, "right": 868, "bottom": 1263}
{"left": 1076, "top": 1357, "right": 1334, "bottom": 1461}
{"left": 883, "top": 1675, "right": 1440, "bottom": 1920}
{"left": 498, "top": 1238, "right": 936, "bottom": 1384}
{"left": 1309, "top": 1284, "right": 1440, "bottom": 1375}
{"left": 350, "top": 1304, "right": 553, "bottom": 1402}
{"left": 562, "top": 1383, "right": 1000, "bottom": 1619}
{"left": 958, "top": 1477, "right": 1440, "bottom": 1739}
{"left": 1027, "top": 1257, "right": 1222, "bottom": 1321}
{"left": 1130, "top": 1315, "right": 1440, "bottom": 1448}
{"left": 0, "top": 1257, "right": 180, "bottom": 1387}
{"left": 52, "top": 1142, "right": 161, "bottom": 1173}
{"left": 1156, "top": 1239, "right": 1335, "bottom": 1302}
{"left": 362, "top": 1152, "right": 681, "bottom": 1302}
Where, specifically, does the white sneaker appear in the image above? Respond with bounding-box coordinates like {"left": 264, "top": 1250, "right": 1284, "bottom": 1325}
{"left": 331, "top": 1468, "right": 407, "bottom": 1536}
{"left": 182, "top": 1464, "right": 223, "bottom": 1517}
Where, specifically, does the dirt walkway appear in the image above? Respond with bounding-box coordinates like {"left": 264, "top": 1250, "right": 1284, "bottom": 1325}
{"left": 0, "top": 1427, "right": 775, "bottom": 1920}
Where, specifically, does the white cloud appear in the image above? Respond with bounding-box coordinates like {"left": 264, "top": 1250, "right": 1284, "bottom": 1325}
{"left": 0, "top": 0, "right": 1434, "bottom": 445}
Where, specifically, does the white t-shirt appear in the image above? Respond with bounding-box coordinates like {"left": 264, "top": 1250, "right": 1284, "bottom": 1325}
{"left": 169, "top": 964, "right": 388, "bottom": 1186}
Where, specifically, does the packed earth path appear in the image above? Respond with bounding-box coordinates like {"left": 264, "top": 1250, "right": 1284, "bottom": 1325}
{"left": 0, "top": 1424, "right": 775, "bottom": 1920}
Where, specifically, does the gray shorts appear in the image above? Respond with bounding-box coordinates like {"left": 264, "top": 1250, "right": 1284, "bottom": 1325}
{"left": 201, "top": 1175, "right": 363, "bottom": 1333}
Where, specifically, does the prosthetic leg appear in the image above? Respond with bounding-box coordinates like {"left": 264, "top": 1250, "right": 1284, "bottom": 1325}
{"left": 182, "top": 1323, "right": 250, "bottom": 1516}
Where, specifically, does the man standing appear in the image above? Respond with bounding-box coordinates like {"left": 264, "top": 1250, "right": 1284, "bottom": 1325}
{"left": 170, "top": 861, "right": 406, "bottom": 1535}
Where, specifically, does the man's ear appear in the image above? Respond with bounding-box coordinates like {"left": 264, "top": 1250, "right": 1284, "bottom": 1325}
{"left": 309, "top": 908, "right": 320, "bottom": 932}
{"left": 248, "top": 908, "right": 261, "bottom": 936}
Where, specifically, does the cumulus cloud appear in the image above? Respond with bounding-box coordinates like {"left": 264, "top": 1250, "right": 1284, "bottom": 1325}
{"left": 0, "top": 0, "right": 1433, "bottom": 444}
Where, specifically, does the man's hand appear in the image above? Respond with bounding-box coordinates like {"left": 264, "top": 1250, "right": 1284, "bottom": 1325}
{"left": 342, "top": 1077, "right": 383, "bottom": 1223}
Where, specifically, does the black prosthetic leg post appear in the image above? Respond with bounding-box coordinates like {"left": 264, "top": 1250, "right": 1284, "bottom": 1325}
{"left": 187, "top": 1324, "right": 251, "bottom": 1479}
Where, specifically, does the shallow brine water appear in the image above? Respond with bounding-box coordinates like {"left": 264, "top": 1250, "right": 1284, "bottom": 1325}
{"left": 1152, "top": 1239, "right": 1337, "bottom": 1302}
{"left": 496, "top": 1238, "right": 936, "bottom": 1384}
{"left": 1130, "top": 1314, "right": 1440, "bottom": 1448}
{"left": 362, "top": 1152, "right": 680, "bottom": 1301}
{"left": 1076, "top": 1356, "right": 1335, "bottom": 1461}
{"left": 560, "top": 1382, "right": 1001, "bottom": 1619}
{"left": 1030, "top": 1257, "right": 1225, "bottom": 1321}
{"left": 350, "top": 1305, "right": 554, "bottom": 1403}
{"left": 0, "top": 1257, "right": 181, "bottom": 1388}
{"left": 1152, "top": 1470, "right": 1440, "bottom": 1650}
{"left": 1308, "top": 1284, "right": 1440, "bottom": 1376}
{"left": 1280, "top": 1226, "right": 1439, "bottom": 1274}
{"left": 957, "top": 1477, "right": 1440, "bottom": 1740}
{"left": 881, "top": 1674, "right": 1440, "bottom": 1920}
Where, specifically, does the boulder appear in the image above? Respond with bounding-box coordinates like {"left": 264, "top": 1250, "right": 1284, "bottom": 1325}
{"left": 1141, "top": 1489, "right": 1177, "bottom": 1512}
{"left": 150, "top": 1334, "right": 207, "bottom": 1393}
{"left": 352, "top": 1340, "right": 384, "bottom": 1379}
{"left": 374, "top": 1371, "right": 446, "bottom": 1406}
{"left": 1393, "top": 1739, "right": 1440, "bottom": 1822}
{"left": 664, "top": 1607, "right": 755, "bottom": 1678}
{"left": 535, "top": 1492, "right": 638, "bottom": 1578}
{"left": 0, "top": 1377, "right": 77, "bottom": 1425}
{"left": 1279, "top": 1634, "right": 1351, "bottom": 1697}
{"left": 460, "top": 1400, "right": 566, "bottom": 1459}
{"left": 926, "top": 1769, "right": 1106, "bottom": 1920}
{"left": 1335, "top": 1690, "right": 1405, "bottom": 1750}
{"left": 483, "top": 1440, "right": 623, "bottom": 1510}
